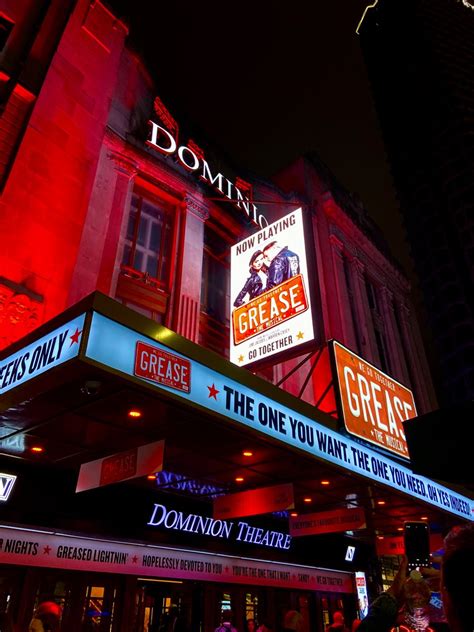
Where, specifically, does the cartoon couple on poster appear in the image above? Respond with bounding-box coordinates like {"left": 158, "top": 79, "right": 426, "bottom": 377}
{"left": 233, "top": 241, "right": 300, "bottom": 308}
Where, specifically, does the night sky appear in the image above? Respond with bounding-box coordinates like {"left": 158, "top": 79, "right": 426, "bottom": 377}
{"left": 108, "top": 1, "right": 411, "bottom": 272}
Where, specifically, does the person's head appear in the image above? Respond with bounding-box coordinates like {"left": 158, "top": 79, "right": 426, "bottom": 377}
{"left": 249, "top": 251, "right": 265, "bottom": 272}
{"left": 441, "top": 524, "right": 474, "bottom": 631}
{"left": 35, "top": 601, "right": 62, "bottom": 630}
{"left": 332, "top": 611, "right": 344, "bottom": 625}
{"left": 246, "top": 618, "right": 256, "bottom": 632}
{"left": 262, "top": 242, "right": 280, "bottom": 264}
{"left": 258, "top": 623, "right": 272, "bottom": 632}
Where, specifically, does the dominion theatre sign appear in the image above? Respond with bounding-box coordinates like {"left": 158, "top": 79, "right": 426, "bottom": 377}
{"left": 147, "top": 503, "right": 292, "bottom": 550}
{"left": 147, "top": 120, "right": 269, "bottom": 229}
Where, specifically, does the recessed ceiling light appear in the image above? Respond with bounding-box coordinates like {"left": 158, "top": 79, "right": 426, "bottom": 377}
{"left": 235, "top": 476, "right": 244, "bottom": 483}
{"left": 377, "top": 500, "right": 386, "bottom": 505}
{"left": 147, "top": 474, "right": 156, "bottom": 481}
{"left": 377, "top": 535, "right": 384, "bottom": 540}
{"left": 31, "top": 446, "right": 44, "bottom": 453}
{"left": 421, "top": 516, "right": 428, "bottom": 520}
{"left": 321, "top": 480, "right": 330, "bottom": 486}
{"left": 290, "top": 512, "right": 298, "bottom": 517}
{"left": 397, "top": 527, "right": 403, "bottom": 531}
{"left": 128, "top": 410, "right": 142, "bottom": 418}
{"left": 303, "top": 497, "right": 312, "bottom": 503}
{"left": 242, "top": 451, "right": 253, "bottom": 457}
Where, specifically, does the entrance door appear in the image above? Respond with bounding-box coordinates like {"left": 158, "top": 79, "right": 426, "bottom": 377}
{"left": 133, "top": 578, "right": 192, "bottom": 632}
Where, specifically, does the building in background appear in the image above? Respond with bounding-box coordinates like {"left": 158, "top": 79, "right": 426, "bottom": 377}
{"left": 1, "top": 1, "right": 468, "bottom": 631}
{"left": 358, "top": 0, "right": 474, "bottom": 406}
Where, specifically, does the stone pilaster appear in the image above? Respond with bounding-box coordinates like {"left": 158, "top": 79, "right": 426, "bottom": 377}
{"left": 379, "top": 286, "right": 410, "bottom": 384}
{"left": 329, "top": 234, "right": 357, "bottom": 350}
{"left": 348, "top": 257, "right": 379, "bottom": 364}
{"left": 174, "top": 194, "right": 209, "bottom": 342}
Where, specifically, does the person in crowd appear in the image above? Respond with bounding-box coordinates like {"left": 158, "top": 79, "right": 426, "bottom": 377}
{"left": 28, "top": 601, "right": 61, "bottom": 632}
{"left": 215, "top": 610, "right": 238, "bottom": 632}
{"left": 245, "top": 619, "right": 257, "bottom": 632}
{"left": 358, "top": 523, "right": 474, "bottom": 632}
{"left": 282, "top": 608, "right": 303, "bottom": 632}
{"left": 166, "top": 605, "right": 186, "bottom": 632}
{"left": 325, "top": 611, "right": 349, "bottom": 632}
{"left": 263, "top": 241, "right": 300, "bottom": 290}
{"left": 256, "top": 622, "right": 272, "bottom": 632}
{"left": 233, "top": 250, "right": 267, "bottom": 307}
{"left": 351, "top": 619, "right": 361, "bottom": 632}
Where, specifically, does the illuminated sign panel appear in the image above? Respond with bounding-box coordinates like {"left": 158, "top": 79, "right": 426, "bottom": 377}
{"left": 355, "top": 572, "right": 369, "bottom": 618}
{"left": 213, "top": 483, "right": 294, "bottom": 520}
{"left": 0, "top": 314, "right": 86, "bottom": 395}
{"left": 76, "top": 440, "right": 164, "bottom": 493}
{"left": 0, "top": 473, "right": 17, "bottom": 502}
{"left": 290, "top": 508, "right": 366, "bottom": 537}
{"left": 331, "top": 341, "right": 416, "bottom": 459}
{"left": 85, "top": 313, "right": 474, "bottom": 521}
{"left": 135, "top": 342, "right": 191, "bottom": 393}
{"left": 230, "top": 208, "right": 316, "bottom": 366}
{"left": 147, "top": 503, "right": 291, "bottom": 550}
{"left": 0, "top": 525, "right": 352, "bottom": 592}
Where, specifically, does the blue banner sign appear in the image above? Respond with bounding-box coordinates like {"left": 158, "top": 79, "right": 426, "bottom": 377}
{"left": 0, "top": 314, "right": 86, "bottom": 395}
{"left": 85, "top": 313, "right": 473, "bottom": 521}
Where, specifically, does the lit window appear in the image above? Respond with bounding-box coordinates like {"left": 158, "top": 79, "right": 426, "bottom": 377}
{"left": 122, "top": 192, "right": 174, "bottom": 288}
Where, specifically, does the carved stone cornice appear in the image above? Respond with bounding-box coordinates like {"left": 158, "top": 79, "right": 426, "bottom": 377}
{"left": 184, "top": 194, "right": 209, "bottom": 221}
{"left": 329, "top": 233, "right": 344, "bottom": 256}
{"left": 108, "top": 151, "right": 139, "bottom": 179}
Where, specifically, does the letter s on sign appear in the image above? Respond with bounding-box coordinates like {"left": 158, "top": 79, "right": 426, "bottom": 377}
{"left": 344, "top": 366, "right": 360, "bottom": 417}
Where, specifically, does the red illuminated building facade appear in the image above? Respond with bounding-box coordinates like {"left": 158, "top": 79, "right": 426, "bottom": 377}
{"left": 1, "top": 2, "right": 467, "bottom": 632}
{"left": 0, "top": 0, "right": 435, "bottom": 413}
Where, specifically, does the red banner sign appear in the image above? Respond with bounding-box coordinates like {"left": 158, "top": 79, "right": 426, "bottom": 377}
{"left": 332, "top": 341, "right": 416, "bottom": 459}
{"left": 135, "top": 342, "right": 191, "bottom": 393}
{"left": 232, "top": 275, "right": 308, "bottom": 345}
{"left": 0, "top": 525, "right": 353, "bottom": 593}
{"left": 76, "top": 440, "right": 164, "bottom": 493}
{"left": 214, "top": 483, "right": 294, "bottom": 520}
{"left": 376, "top": 533, "right": 444, "bottom": 556}
{"left": 290, "top": 507, "right": 366, "bottom": 536}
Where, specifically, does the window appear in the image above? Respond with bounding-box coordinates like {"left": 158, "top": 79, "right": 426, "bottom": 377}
{"left": 200, "top": 224, "right": 231, "bottom": 356}
{"left": 365, "top": 275, "right": 391, "bottom": 373}
{"left": 0, "top": 14, "right": 14, "bottom": 52}
{"left": 343, "top": 255, "right": 361, "bottom": 354}
{"left": 121, "top": 192, "right": 174, "bottom": 289}
{"left": 200, "top": 225, "right": 230, "bottom": 326}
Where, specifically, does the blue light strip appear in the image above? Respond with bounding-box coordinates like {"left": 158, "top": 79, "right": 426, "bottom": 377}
{"left": 85, "top": 313, "right": 473, "bottom": 521}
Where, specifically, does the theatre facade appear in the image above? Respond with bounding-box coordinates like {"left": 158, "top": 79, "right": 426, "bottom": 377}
{"left": 0, "top": 1, "right": 472, "bottom": 632}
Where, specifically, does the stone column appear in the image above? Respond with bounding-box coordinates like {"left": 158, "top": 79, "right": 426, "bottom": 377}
{"left": 68, "top": 150, "right": 138, "bottom": 304}
{"left": 348, "top": 256, "right": 379, "bottom": 364}
{"left": 98, "top": 153, "right": 138, "bottom": 296}
{"left": 328, "top": 234, "right": 357, "bottom": 350}
{"left": 379, "top": 286, "right": 410, "bottom": 384}
{"left": 173, "top": 193, "right": 209, "bottom": 342}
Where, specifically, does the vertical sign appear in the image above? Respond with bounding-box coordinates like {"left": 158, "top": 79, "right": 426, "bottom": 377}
{"left": 355, "top": 571, "right": 369, "bottom": 618}
{"left": 230, "top": 208, "right": 317, "bottom": 366}
{"left": 331, "top": 341, "right": 416, "bottom": 459}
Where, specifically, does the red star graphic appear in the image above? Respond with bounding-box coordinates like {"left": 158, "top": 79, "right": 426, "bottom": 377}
{"left": 207, "top": 383, "right": 219, "bottom": 399}
{"left": 131, "top": 555, "right": 138, "bottom": 564}
{"left": 238, "top": 355, "right": 244, "bottom": 363}
{"left": 43, "top": 545, "right": 51, "bottom": 555}
{"left": 69, "top": 328, "right": 82, "bottom": 347}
